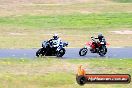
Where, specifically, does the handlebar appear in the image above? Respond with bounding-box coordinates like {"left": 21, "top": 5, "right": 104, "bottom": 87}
{"left": 91, "top": 37, "right": 96, "bottom": 42}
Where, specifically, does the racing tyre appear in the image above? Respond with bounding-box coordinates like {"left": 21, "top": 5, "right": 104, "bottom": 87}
{"left": 56, "top": 48, "right": 66, "bottom": 57}
{"left": 79, "top": 48, "right": 88, "bottom": 56}
{"left": 99, "top": 46, "right": 107, "bottom": 56}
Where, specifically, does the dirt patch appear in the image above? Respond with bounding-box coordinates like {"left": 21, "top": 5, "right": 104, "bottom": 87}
{"left": 8, "top": 32, "right": 27, "bottom": 36}
{"left": 0, "top": 0, "right": 110, "bottom": 4}
{"left": 0, "top": 0, "right": 131, "bottom": 16}
{"left": 110, "top": 30, "right": 132, "bottom": 34}
{"left": 0, "top": 0, "right": 111, "bottom": 16}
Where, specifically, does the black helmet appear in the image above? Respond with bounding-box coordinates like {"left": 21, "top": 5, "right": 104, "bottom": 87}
{"left": 98, "top": 33, "right": 103, "bottom": 38}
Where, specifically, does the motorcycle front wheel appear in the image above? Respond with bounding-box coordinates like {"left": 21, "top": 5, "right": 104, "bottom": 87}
{"left": 79, "top": 48, "right": 88, "bottom": 56}
{"left": 56, "top": 48, "right": 66, "bottom": 57}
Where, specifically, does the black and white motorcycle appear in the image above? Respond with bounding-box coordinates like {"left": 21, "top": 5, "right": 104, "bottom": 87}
{"left": 36, "top": 39, "right": 68, "bottom": 57}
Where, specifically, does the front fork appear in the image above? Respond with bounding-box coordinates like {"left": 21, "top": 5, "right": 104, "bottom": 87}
{"left": 84, "top": 45, "right": 88, "bottom": 49}
{"left": 83, "top": 46, "right": 88, "bottom": 52}
{"left": 56, "top": 46, "right": 62, "bottom": 52}
{"left": 56, "top": 43, "right": 64, "bottom": 51}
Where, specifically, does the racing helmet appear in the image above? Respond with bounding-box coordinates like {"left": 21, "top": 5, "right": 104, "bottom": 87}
{"left": 53, "top": 33, "right": 59, "bottom": 39}
{"left": 98, "top": 33, "right": 103, "bottom": 38}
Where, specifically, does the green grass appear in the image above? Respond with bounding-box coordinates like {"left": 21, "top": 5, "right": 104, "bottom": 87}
{"left": 0, "top": 73, "right": 74, "bottom": 88}
{"left": 113, "top": 0, "right": 132, "bottom": 3}
{"left": 67, "top": 58, "right": 132, "bottom": 67}
{"left": 0, "top": 13, "right": 132, "bottom": 30}
{"left": 0, "top": 13, "right": 132, "bottom": 48}
{"left": 0, "top": 58, "right": 131, "bottom": 88}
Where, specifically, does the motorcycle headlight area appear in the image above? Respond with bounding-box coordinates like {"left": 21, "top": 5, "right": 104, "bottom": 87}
{"left": 42, "top": 42, "right": 46, "bottom": 47}
{"left": 100, "top": 42, "right": 104, "bottom": 44}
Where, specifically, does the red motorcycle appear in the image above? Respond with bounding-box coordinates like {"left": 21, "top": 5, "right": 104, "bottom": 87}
{"left": 79, "top": 37, "right": 109, "bottom": 56}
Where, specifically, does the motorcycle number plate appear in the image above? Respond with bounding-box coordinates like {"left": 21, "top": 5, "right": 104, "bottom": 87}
{"left": 100, "top": 42, "right": 104, "bottom": 44}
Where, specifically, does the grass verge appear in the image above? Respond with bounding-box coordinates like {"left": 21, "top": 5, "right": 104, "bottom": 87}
{"left": 0, "top": 13, "right": 132, "bottom": 48}
{"left": 0, "top": 58, "right": 131, "bottom": 88}
{"left": 113, "top": 0, "right": 132, "bottom": 3}
{"left": 0, "top": 13, "right": 132, "bottom": 29}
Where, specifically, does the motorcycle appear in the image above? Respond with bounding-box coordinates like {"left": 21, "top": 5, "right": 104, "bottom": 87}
{"left": 79, "top": 37, "right": 109, "bottom": 56}
{"left": 36, "top": 40, "right": 68, "bottom": 57}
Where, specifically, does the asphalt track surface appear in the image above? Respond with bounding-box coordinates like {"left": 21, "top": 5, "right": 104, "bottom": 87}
{"left": 0, "top": 48, "right": 132, "bottom": 59}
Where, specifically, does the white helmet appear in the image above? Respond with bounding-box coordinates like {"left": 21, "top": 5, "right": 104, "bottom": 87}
{"left": 53, "top": 33, "right": 59, "bottom": 39}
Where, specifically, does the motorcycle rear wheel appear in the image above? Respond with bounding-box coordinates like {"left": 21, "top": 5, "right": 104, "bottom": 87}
{"left": 99, "top": 46, "right": 107, "bottom": 56}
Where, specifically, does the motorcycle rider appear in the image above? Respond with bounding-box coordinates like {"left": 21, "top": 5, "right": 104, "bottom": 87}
{"left": 91, "top": 33, "right": 106, "bottom": 49}
{"left": 95, "top": 33, "right": 106, "bottom": 43}
{"left": 97, "top": 33, "right": 106, "bottom": 45}
{"left": 48, "top": 33, "right": 62, "bottom": 48}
